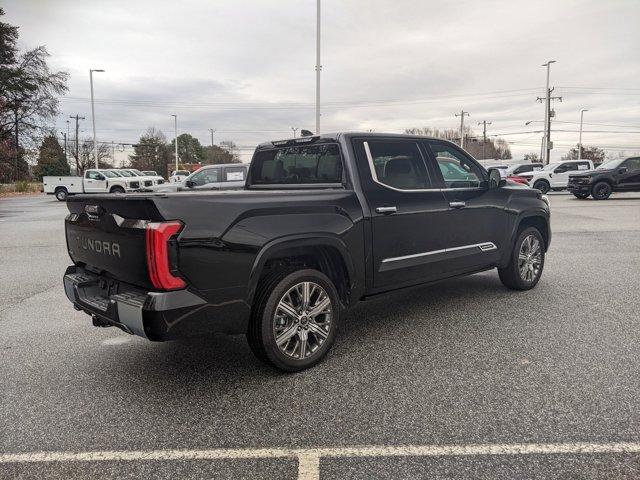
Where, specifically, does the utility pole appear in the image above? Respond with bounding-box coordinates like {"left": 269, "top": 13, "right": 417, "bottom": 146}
{"left": 455, "top": 110, "right": 470, "bottom": 149}
{"left": 62, "top": 132, "right": 67, "bottom": 158}
{"left": 315, "top": 0, "right": 321, "bottom": 134}
{"left": 69, "top": 115, "right": 85, "bottom": 174}
{"left": 291, "top": 127, "right": 299, "bottom": 138}
{"left": 478, "top": 120, "right": 492, "bottom": 159}
{"left": 208, "top": 128, "right": 216, "bottom": 147}
{"left": 66, "top": 120, "right": 70, "bottom": 161}
{"left": 537, "top": 87, "right": 562, "bottom": 165}
{"left": 89, "top": 69, "right": 105, "bottom": 169}
{"left": 171, "top": 114, "right": 178, "bottom": 173}
{"left": 578, "top": 109, "right": 588, "bottom": 159}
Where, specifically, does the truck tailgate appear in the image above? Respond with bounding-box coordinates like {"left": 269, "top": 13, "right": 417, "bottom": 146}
{"left": 65, "top": 195, "right": 165, "bottom": 289}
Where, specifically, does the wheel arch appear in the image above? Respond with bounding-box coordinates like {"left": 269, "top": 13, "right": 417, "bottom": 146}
{"left": 515, "top": 214, "right": 550, "bottom": 251}
{"left": 247, "top": 235, "right": 356, "bottom": 310}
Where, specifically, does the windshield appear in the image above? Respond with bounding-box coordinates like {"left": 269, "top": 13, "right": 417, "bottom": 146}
{"left": 116, "top": 170, "right": 134, "bottom": 177}
{"left": 130, "top": 169, "right": 145, "bottom": 176}
{"left": 542, "top": 163, "right": 559, "bottom": 171}
{"left": 172, "top": 170, "right": 190, "bottom": 176}
{"left": 101, "top": 170, "right": 120, "bottom": 178}
{"left": 142, "top": 171, "right": 157, "bottom": 176}
{"left": 597, "top": 158, "right": 623, "bottom": 170}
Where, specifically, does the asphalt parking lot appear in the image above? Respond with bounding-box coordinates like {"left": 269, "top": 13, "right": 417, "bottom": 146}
{"left": 1, "top": 193, "right": 639, "bottom": 479}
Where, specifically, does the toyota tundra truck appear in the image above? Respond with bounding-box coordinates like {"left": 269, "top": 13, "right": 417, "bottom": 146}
{"left": 63, "top": 133, "right": 551, "bottom": 371}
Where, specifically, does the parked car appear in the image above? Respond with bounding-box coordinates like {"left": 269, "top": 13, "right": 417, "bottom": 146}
{"left": 507, "top": 175, "right": 530, "bottom": 186}
{"left": 152, "top": 163, "right": 248, "bottom": 192}
{"left": 44, "top": 169, "right": 141, "bottom": 201}
{"left": 169, "top": 170, "right": 190, "bottom": 183}
{"left": 505, "top": 163, "right": 543, "bottom": 176}
{"left": 62, "top": 133, "right": 550, "bottom": 371}
{"left": 518, "top": 159, "right": 594, "bottom": 193}
{"left": 568, "top": 156, "right": 640, "bottom": 200}
{"left": 119, "top": 168, "right": 162, "bottom": 189}
{"left": 140, "top": 170, "right": 165, "bottom": 184}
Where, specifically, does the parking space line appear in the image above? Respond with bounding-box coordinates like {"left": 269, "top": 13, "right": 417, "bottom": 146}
{"left": 1, "top": 442, "right": 639, "bottom": 479}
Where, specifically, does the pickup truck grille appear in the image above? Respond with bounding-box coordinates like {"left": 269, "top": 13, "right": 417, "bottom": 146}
{"left": 129, "top": 181, "right": 140, "bottom": 189}
{"left": 144, "top": 180, "right": 153, "bottom": 187}
{"left": 157, "top": 179, "right": 164, "bottom": 184}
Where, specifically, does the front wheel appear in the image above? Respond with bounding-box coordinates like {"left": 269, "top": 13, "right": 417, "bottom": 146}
{"left": 247, "top": 269, "right": 339, "bottom": 372}
{"left": 533, "top": 180, "right": 550, "bottom": 194}
{"left": 498, "top": 227, "right": 545, "bottom": 290}
{"left": 591, "top": 182, "right": 612, "bottom": 200}
{"left": 110, "top": 186, "right": 125, "bottom": 194}
{"left": 573, "top": 193, "right": 590, "bottom": 199}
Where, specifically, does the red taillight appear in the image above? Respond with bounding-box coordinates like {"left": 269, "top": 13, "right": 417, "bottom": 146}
{"left": 145, "top": 221, "right": 186, "bottom": 290}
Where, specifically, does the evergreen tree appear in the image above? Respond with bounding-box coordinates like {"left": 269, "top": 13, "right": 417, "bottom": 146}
{"left": 33, "top": 134, "right": 70, "bottom": 179}
{"left": 169, "top": 133, "right": 204, "bottom": 163}
{"left": 129, "top": 127, "right": 172, "bottom": 176}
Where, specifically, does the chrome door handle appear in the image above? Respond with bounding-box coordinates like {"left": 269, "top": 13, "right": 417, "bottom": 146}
{"left": 449, "top": 201, "right": 466, "bottom": 208}
{"left": 375, "top": 206, "right": 397, "bottom": 214}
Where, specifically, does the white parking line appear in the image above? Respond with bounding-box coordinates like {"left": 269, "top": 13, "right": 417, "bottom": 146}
{"left": 1, "top": 442, "right": 639, "bottom": 480}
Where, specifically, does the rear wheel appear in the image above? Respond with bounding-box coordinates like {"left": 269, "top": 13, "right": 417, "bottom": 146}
{"left": 533, "top": 180, "right": 550, "bottom": 194}
{"left": 591, "top": 181, "right": 612, "bottom": 200}
{"left": 54, "top": 188, "right": 68, "bottom": 201}
{"left": 573, "top": 193, "right": 590, "bottom": 199}
{"left": 110, "top": 186, "right": 125, "bottom": 194}
{"left": 498, "top": 227, "right": 545, "bottom": 290}
{"left": 247, "top": 269, "right": 339, "bottom": 372}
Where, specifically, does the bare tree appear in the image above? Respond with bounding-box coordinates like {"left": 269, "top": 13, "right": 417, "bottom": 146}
{"left": 68, "top": 137, "right": 112, "bottom": 174}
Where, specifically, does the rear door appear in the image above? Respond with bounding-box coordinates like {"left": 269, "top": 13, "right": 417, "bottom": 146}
{"left": 352, "top": 137, "right": 450, "bottom": 291}
{"left": 618, "top": 157, "right": 640, "bottom": 190}
{"left": 84, "top": 170, "right": 108, "bottom": 193}
{"left": 423, "top": 140, "right": 506, "bottom": 273}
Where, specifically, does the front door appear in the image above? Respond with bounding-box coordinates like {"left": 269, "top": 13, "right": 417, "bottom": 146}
{"left": 551, "top": 161, "right": 591, "bottom": 187}
{"left": 84, "top": 170, "right": 107, "bottom": 193}
{"left": 190, "top": 168, "right": 221, "bottom": 190}
{"left": 618, "top": 157, "right": 640, "bottom": 190}
{"left": 352, "top": 138, "right": 450, "bottom": 291}
{"left": 424, "top": 141, "right": 507, "bottom": 273}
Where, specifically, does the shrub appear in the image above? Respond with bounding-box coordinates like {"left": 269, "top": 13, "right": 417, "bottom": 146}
{"left": 15, "top": 180, "right": 29, "bottom": 192}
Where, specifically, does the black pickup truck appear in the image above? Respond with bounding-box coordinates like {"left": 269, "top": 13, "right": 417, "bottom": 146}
{"left": 568, "top": 156, "right": 640, "bottom": 200}
{"left": 63, "top": 133, "right": 550, "bottom": 371}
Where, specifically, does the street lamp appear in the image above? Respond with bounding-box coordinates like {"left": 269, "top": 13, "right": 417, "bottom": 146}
{"left": 171, "top": 115, "right": 178, "bottom": 173}
{"left": 291, "top": 127, "right": 299, "bottom": 138}
{"left": 541, "top": 60, "right": 556, "bottom": 164}
{"left": 578, "top": 109, "right": 589, "bottom": 159}
{"left": 89, "top": 69, "right": 105, "bottom": 169}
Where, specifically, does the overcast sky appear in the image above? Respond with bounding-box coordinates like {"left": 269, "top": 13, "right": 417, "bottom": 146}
{"left": 5, "top": 0, "right": 640, "bottom": 163}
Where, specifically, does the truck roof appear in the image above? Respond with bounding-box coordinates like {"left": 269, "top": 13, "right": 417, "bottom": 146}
{"left": 255, "top": 132, "right": 441, "bottom": 150}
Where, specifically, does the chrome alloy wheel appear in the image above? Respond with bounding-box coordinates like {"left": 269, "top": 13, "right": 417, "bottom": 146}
{"left": 273, "top": 281, "right": 332, "bottom": 360}
{"left": 518, "top": 234, "right": 542, "bottom": 283}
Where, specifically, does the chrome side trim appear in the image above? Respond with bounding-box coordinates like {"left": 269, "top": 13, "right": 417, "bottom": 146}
{"left": 382, "top": 242, "right": 497, "bottom": 264}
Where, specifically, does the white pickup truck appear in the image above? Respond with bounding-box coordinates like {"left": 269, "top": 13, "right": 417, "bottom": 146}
{"left": 43, "top": 169, "right": 142, "bottom": 201}
{"left": 517, "top": 159, "right": 594, "bottom": 193}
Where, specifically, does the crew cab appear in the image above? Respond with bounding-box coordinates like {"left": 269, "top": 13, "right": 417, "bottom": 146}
{"left": 518, "top": 159, "right": 593, "bottom": 193}
{"left": 62, "top": 133, "right": 551, "bottom": 371}
{"left": 568, "top": 156, "right": 640, "bottom": 200}
{"left": 152, "top": 163, "right": 248, "bottom": 193}
{"left": 44, "top": 169, "right": 141, "bottom": 201}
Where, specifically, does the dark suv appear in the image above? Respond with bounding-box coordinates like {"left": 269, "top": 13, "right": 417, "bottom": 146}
{"left": 568, "top": 157, "right": 640, "bottom": 199}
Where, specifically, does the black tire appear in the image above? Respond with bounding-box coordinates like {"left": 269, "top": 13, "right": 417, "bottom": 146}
{"left": 54, "top": 188, "right": 68, "bottom": 201}
{"left": 573, "top": 193, "right": 589, "bottom": 199}
{"left": 110, "top": 186, "right": 125, "bottom": 194}
{"left": 591, "top": 181, "right": 612, "bottom": 200}
{"left": 498, "top": 227, "right": 545, "bottom": 291}
{"left": 532, "top": 180, "right": 550, "bottom": 194}
{"left": 247, "top": 268, "right": 340, "bottom": 372}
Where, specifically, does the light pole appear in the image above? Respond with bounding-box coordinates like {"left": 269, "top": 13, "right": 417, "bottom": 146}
{"left": 315, "top": 0, "right": 321, "bottom": 134}
{"left": 291, "top": 127, "right": 299, "bottom": 138}
{"left": 89, "top": 69, "right": 105, "bottom": 169}
{"left": 455, "top": 110, "right": 470, "bottom": 149}
{"left": 171, "top": 115, "right": 178, "bottom": 173}
{"left": 541, "top": 60, "right": 555, "bottom": 164}
{"left": 578, "top": 109, "right": 588, "bottom": 159}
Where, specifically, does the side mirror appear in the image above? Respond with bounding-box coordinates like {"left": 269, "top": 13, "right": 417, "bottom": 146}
{"left": 619, "top": 167, "right": 628, "bottom": 174}
{"left": 185, "top": 180, "right": 195, "bottom": 188}
{"left": 487, "top": 168, "right": 503, "bottom": 189}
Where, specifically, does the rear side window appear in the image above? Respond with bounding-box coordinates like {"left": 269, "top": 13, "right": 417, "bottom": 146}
{"left": 251, "top": 144, "right": 342, "bottom": 184}
{"left": 364, "top": 140, "right": 431, "bottom": 190}
{"left": 224, "top": 166, "right": 246, "bottom": 182}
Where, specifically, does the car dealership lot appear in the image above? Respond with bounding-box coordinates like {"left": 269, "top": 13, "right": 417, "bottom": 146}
{"left": 1, "top": 193, "right": 639, "bottom": 479}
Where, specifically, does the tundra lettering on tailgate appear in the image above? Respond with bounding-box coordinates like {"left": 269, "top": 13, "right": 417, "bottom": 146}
{"left": 76, "top": 236, "right": 121, "bottom": 258}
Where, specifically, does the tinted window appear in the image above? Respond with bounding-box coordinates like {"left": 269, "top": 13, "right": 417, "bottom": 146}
{"left": 190, "top": 168, "right": 219, "bottom": 186}
{"left": 623, "top": 158, "right": 640, "bottom": 171}
{"left": 428, "top": 143, "right": 484, "bottom": 188}
{"left": 224, "top": 166, "right": 246, "bottom": 182}
{"left": 364, "top": 140, "right": 431, "bottom": 190}
{"left": 251, "top": 144, "right": 342, "bottom": 185}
